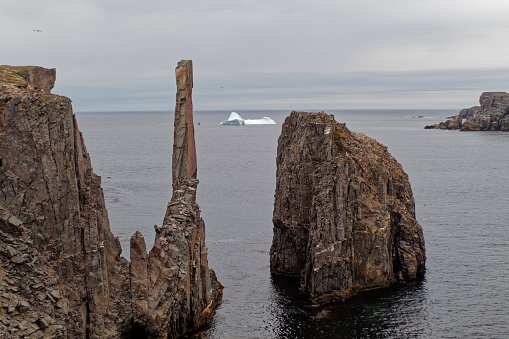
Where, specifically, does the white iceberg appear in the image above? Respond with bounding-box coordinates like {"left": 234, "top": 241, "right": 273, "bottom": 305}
{"left": 220, "top": 112, "right": 276, "bottom": 125}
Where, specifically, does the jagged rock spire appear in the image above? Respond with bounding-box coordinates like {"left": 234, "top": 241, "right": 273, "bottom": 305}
{"left": 129, "top": 60, "right": 222, "bottom": 337}
{"left": 173, "top": 60, "right": 197, "bottom": 187}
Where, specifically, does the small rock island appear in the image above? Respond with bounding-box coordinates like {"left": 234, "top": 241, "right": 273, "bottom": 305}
{"left": 0, "top": 62, "right": 221, "bottom": 338}
{"left": 425, "top": 92, "right": 509, "bottom": 131}
{"left": 270, "top": 111, "right": 425, "bottom": 299}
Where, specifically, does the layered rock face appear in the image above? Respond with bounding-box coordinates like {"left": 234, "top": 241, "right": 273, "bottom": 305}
{"left": 0, "top": 62, "right": 221, "bottom": 338}
{"left": 270, "top": 111, "right": 425, "bottom": 299}
{"left": 425, "top": 92, "right": 509, "bottom": 131}
{"left": 0, "top": 65, "right": 131, "bottom": 337}
{"left": 130, "top": 60, "right": 222, "bottom": 337}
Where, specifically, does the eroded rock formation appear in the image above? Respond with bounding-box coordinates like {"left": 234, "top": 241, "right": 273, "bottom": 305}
{"left": 425, "top": 92, "right": 509, "bottom": 131}
{"left": 0, "top": 65, "right": 132, "bottom": 337}
{"left": 270, "top": 111, "right": 425, "bottom": 299}
{"left": 130, "top": 60, "right": 222, "bottom": 337}
{"left": 0, "top": 62, "right": 221, "bottom": 338}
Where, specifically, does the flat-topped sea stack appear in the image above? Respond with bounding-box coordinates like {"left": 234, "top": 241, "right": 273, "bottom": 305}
{"left": 425, "top": 92, "right": 509, "bottom": 131}
{"left": 0, "top": 62, "right": 221, "bottom": 338}
{"left": 270, "top": 111, "right": 425, "bottom": 300}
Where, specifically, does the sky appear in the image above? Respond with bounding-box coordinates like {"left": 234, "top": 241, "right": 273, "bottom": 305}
{"left": 2, "top": 0, "right": 509, "bottom": 112}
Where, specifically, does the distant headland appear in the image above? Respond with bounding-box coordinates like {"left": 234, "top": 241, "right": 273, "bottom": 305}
{"left": 425, "top": 92, "right": 509, "bottom": 131}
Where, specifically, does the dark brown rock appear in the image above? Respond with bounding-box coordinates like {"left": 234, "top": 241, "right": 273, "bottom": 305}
{"left": 172, "top": 60, "right": 197, "bottom": 186}
{"left": 0, "top": 62, "right": 221, "bottom": 338}
{"left": 129, "top": 60, "right": 222, "bottom": 337}
{"left": 0, "top": 65, "right": 131, "bottom": 338}
{"left": 270, "top": 111, "right": 425, "bottom": 299}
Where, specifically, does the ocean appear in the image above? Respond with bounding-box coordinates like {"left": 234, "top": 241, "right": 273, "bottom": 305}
{"left": 76, "top": 110, "right": 509, "bottom": 338}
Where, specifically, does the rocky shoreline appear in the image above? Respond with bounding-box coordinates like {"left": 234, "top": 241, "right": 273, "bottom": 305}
{"left": 425, "top": 92, "right": 509, "bottom": 131}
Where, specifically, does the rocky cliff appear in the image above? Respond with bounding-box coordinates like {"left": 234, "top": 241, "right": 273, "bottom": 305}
{"left": 0, "top": 62, "right": 221, "bottom": 338}
{"left": 425, "top": 92, "right": 509, "bottom": 131}
{"left": 0, "top": 65, "right": 132, "bottom": 337}
{"left": 270, "top": 111, "right": 425, "bottom": 299}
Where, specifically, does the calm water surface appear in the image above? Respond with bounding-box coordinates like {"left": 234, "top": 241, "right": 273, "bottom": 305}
{"left": 77, "top": 110, "right": 509, "bottom": 338}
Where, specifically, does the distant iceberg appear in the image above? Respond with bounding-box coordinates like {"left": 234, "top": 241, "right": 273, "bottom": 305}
{"left": 220, "top": 112, "right": 276, "bottom": 125}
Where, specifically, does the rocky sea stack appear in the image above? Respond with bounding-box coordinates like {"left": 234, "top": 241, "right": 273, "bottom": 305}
{"left": 270, "top": 111, "right": 425, "bottom": 300}
{"left": 425, "top": 92, "right": 509, "bottom": 131}
{"left": 0, "top": 62, "right": 221, "bottom": 338}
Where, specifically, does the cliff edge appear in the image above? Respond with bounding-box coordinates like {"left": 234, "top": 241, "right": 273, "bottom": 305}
{"left": 0, "top": 65, "right": 132, "bottom": 337}
{"left": 0, "top": 62, "right": 221, "bottom": 338}
{"left": 425, "top": 92, "right": 509, "bottom": 131}
{"left": 270, "top": 111, "right": 425, "bottom": 299}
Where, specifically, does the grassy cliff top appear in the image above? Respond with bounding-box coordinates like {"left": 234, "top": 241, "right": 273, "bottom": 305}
{"left": 0, "top": 65, "right": 38, "bottom": 87}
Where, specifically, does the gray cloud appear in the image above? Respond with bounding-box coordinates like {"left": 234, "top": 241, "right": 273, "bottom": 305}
{"left": 57, "top": 67, "right": 509, "bottom": 111}
{"left": 2, "top": 0, "right": 509, "bottom": 111}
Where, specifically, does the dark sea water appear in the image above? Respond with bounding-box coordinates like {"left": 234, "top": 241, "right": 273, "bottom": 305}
{"left": 76, "top": 110, "right": 509, "bottom": 339}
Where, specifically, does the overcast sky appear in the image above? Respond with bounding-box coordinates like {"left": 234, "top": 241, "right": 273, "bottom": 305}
{"left": 3, "top": 0, "right": 509, "bottom": 111}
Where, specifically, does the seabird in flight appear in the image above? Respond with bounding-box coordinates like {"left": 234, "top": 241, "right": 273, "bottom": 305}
{"left": 33, "top": 29, "right": 43, "bottom": 33}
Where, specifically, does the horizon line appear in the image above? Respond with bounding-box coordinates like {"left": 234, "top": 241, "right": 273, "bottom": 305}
{"left": 75, "top": 107, "right": 461, "bottom": 114}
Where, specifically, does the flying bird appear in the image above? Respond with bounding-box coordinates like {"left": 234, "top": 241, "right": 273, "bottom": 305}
{"left": 33, "top": 29, "right": 43, "bottom": 33}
